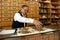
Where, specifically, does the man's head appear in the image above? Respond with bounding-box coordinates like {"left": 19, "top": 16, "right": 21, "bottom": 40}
{"left": 21, "top": 5, "right": 29, "bottom": 15}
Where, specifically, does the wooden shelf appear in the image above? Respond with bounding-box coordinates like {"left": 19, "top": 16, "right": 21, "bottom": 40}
{"left": 39, "top": 18, "right": 50, "bottom": 20}
{"left": 39, "top": 12, "right": 50, "bottom": 14}
{"left": 51, "top": 0, "right": 60, "bottom": 2}
{"left": 51, "top": 8, "right": 60, "bottom": 10}
{"left": 51, "top": 18, "right": 59, "bottom": 19}
{"left": 51, "top": 2, "right": 60, "bottom": 5}
{"left": 39, "top": 7, "right": 51, "bottom": 9}
{"left": 39, "top": 0, "right": 60, "bottom": 28}
{"left": 39, "top": 1, "right": 51, "bottom": 4}
{"left": 51, "top": 12, "right": 60, "bottom": 14}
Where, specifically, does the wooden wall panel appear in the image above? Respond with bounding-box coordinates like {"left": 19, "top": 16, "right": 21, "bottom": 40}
{"left": 1, "top": 22, "right": 12, "bottom": 27}
{"left": 0, "top": 0, "right": 39, "bottom": 29}
{"left": 0, "top": 0, "right": 1, "bottom": 15}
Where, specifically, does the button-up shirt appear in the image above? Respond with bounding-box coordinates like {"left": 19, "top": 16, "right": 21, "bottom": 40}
{"left": 14, "top": 12, "right": 34, "bottom": 23}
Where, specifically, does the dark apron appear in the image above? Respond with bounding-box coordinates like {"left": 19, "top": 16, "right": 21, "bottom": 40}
{"left": 12, "top": 12, "right": 24, "bottom": 29}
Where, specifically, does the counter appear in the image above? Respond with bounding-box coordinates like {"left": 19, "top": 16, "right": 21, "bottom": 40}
{"left": 0, "top": 28, "right": 59, "bottom": 40}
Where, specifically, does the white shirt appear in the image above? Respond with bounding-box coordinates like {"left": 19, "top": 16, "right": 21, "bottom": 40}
{"left": 14, "top": 12, "right": 34, "bottom": 23}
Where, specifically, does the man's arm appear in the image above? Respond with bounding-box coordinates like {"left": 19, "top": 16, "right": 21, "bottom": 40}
{"left": 14, "top": 13, "right": 34, "bottom": 23}
{"left": 14, "top": 13, "right": 42, "bottom": 29}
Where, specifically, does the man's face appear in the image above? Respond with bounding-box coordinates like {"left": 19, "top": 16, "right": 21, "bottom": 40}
{"left": 22, "top": 7, "right": 29, "bottom": 15}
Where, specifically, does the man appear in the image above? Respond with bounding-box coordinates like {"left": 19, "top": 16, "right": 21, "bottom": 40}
{"left": 12, "top": 5, "right": 42, "bottom": 29}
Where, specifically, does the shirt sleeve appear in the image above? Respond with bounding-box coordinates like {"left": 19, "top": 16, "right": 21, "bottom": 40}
{"left": 14, "top": 13, "right": 34, "bottom": 23}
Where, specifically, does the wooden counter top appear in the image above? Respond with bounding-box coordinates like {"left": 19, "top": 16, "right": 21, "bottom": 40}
{"left": 0, "top": 28, "right": 59, "bottom": 40}
{"left": 0, "top": 31, "right": 59, "bottom": 40}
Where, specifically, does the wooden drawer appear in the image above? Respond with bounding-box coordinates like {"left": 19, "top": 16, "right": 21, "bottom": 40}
{"left": 0, "top": 21, "right": 2, "bottom": 27}
{"left": 0, "top": 0, "right": 1, "bottom": 6}
{"left": 5, "top": 0, "right": 11, "bottom": 3}
{"left": 2, "top": 13, "right": 11, "bottom": 17}
{"left": 0, "top": 6, "right": 1, "bottom": 9}
{"left": 10, "top": 3, "right": 19, "bottom": 6}
{"left": 10, "top": 12, "right": 15, "bottom": 17}
{"left": 10, "top": 11, "right": 16, "bottom": 13}
{"left": 1, "top": 7, "right": 5, "bottom": 10}
{"left": 0, "top": 18, "right": 1, "bottom": 22}
{"left": 1, "top": 7, "right": 10, "bottom": 11}
{"left": 1, "top": 22, "right": 12, "bottom": 26}
{"left": 1, "top": 18, "right": 11, "bottom": 21}
{"left": 0, "top": 10, "right": 1, "bottom": 15}
{"left": 0, "top": 14, "right": 1, "bottom": 18}
{"left": 9, "top": 7, "right": 19, "bottom": 10}
{"left": 2, "top": 26, "right": 12, "bottom": 30}
{"left": 2, "top": 3, "right": 11, "bottom": 6}
{"left": 27, "top": 14, "right": 39, "bottom": 17}
{"left": 1, "top": 7, "right": 10, "bottom": 10}
{"left": 10, "top": 18, "right": 13, "bottom": 21}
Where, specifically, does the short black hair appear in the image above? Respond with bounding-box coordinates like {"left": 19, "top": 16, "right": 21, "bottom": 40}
{"left": 21, "top": 5, "right": 28, "bottom": 8}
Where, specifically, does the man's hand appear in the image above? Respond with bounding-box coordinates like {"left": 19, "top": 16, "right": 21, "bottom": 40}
{"left": 33, "top": 20, "right": 42, "bottom": 30}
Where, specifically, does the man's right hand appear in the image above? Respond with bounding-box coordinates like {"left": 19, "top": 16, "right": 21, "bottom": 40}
{"left": 33, "top": 20, "right": 42, "bottom": 30}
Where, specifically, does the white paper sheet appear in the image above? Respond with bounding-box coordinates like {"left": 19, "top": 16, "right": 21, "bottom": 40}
{"left": 0, "top": 29, "right": 15, "bottom": 35}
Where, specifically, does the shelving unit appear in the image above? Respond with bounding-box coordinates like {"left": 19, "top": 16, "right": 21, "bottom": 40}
{"left": 38, "top": 0, "right": 60, "bottom": 29}
{"left": 39, "top": 0, "right": 51, "bottom": 27}
{"left": 50, "top": 0, "right": 60, "bottom": 29}
{"left": 51, "top": 0, "right": 60, "bottom": 28}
